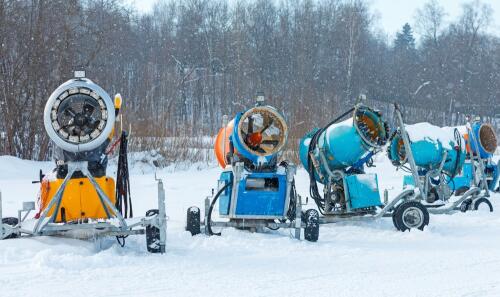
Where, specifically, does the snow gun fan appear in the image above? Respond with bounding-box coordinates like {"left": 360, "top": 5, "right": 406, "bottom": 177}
{"left": 187, "top": 93, "right": 320, "bottom": 242}
{"left": 215, "top": 105, "right": 288, "bottom": 169}
{"left": 0, "top": 71, "right": 167, "bottom": 253}
{"left": 300, "top": 102, "right": 430, "bottom": 232}
{"left": 388, "top": 104, "right": 493, "bottom": 216}
{"left": 43, "top": 76, "right": 115, "bottom": 153}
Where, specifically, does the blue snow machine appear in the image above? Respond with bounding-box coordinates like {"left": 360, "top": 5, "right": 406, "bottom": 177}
{"left": 186, "top": 93, "right": 319, "bottom": 242}
{"left": 450, "top": 119, "right": 499, "bottom": 197}
{"left": 388, "top": 105, "right": 494, "bottom": 215}
{"left": 300, "top": 101, "right": 430, "bottom": 231}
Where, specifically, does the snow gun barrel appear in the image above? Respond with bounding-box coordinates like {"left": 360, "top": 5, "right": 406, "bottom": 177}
{"left": 214, "top": 105, "right": 288, "bottom": 168}
{"left": 299, "top": 105, "right": 389, "bottom": 183}
{"left": 43, "top": 73, "right": 116, "bottom": 153}
{"left": 464, "top": 122, "right": 497, "bottom": 159}
{"left": 387, "top": 123, "right": 466, "bottom": 176}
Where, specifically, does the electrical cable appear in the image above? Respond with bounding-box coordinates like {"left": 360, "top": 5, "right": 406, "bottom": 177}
{"left": 207, "top": 182, "right": 232, "bottom": 236}
{"left": 307, "top": 107, "right": 355, "bottom": 214}
{"left": 115, "top": 131, "right": 133, "bottom": 218}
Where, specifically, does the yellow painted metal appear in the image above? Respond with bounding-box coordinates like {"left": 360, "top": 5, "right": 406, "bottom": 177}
{"left": 40, "top": 177, "right": 116, "bottom": 222}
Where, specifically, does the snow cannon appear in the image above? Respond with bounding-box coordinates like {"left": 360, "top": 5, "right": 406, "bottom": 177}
{"left": 0, "top": 71, "right": 167, "bottom": 253}
{"left": 390, "top": 104, "right": 492, "bottom": 214}
{"left": 187, "top": 93, "right": 320, "bottom": 242}
{"left": 451, "top": 120, "right": 499, "bottom": 195}
{"left": 301, "top": 103, "right": 429, "bottom": 232}
{"left": 387, "top": 123, "right": 465, "bottom": 177}
{"left": 214, "top": 104, "right": 288, "bottom": 169}
{"left": 464, "top": 121, "right": 497, "bottom": 159}
{"left": 299, "top": 104, "right": 389, "bottom": 180}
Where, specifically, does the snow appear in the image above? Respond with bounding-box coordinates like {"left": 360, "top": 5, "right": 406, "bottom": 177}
{"left": 1, "top": 154, "right": 500, "bottom": 297}
{"left": 405, "top": 122, "right": 459, "bottom": 149}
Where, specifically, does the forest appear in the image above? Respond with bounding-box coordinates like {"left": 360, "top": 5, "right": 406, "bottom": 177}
{"left": 0, "top": 0, "right": 499, "bottom": 160}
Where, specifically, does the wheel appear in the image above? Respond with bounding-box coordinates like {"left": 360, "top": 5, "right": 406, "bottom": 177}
{"left": 473, "top": 198, "right": 493, "bottom": 212}
{"left": 460, "top": 199, "right": 472, "bottom": 213}
{"left": 1, "top": 217, "right": 19, "bottom": 239}
{"left": 186, "top": 206, "right": 201, "bottom": 236}
{"left": 394, "top": 201, "right": 429, "bottom": 232}
{"left": 145, "top": 209, "right": 162, "bottom": 253}
{"left": 303, "top": 209, "right": 319, "bottom": 242}
{"left": 455, "top": 186, "right": 470, "bottom": 196}
{"left": 391, "top": 204, "right": 401, "bottom": 230}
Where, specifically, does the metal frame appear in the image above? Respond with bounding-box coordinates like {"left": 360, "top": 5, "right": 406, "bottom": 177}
{"left": 0, "top": 161, "right": 167, "bottom": 253}
{"left": 202, "top": 191, "right": 305, "bottom": 240}
{"left": 313, "top": 146, "right": 417, "bottom": 223}
{"left": 205, "top": 162, "right": 304, "bottom": 239}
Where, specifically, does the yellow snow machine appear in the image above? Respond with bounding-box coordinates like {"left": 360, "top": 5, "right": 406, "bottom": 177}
{"left": 0, "top": 71, "right": 167, "bottom": 253}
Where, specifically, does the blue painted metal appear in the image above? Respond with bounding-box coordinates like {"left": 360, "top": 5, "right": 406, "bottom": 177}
{"left": 448, "top": 163, "right": 473, "bottom": 191}
{"left": 403, "top": 175, "right": 415, "bottom": 188}
{"left": 299, "top": 107, "right": 386, "bottom": 183}
{"left": 388, "top": 131, "right": 466, "bottom": 176}
{"left": 218, "top": 170, "right": 288, "bottom": 217}
{"left": 469, "top": 122, "right": 495, "bottom": 159}
{"left": 235, "top": 172, "right": 287, "bottom": 216}
{"left": 488, "top": 163, "right": 499, "bottom": 191}
{"left": 218, "top": 171, "right": 234, "bottom": 216}
{"left": 345, "top": 174, "right": 382, "bottom": 209}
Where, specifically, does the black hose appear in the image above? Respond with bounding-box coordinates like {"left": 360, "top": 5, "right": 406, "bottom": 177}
{"left": 307, "top": 107, "right": 355, "bottom": 214}
{"left": 207, "top": 182, "right": 232, "bottom": 236}
{"left": 451, "top": 128, "right": 462, "bottom": 179}
{"left": 115, "top": 131, "right": 133, "bottom": 218}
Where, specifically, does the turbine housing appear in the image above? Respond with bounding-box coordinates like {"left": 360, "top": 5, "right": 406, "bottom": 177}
{"left": 214, "top": 105, "right": 288, "bottom": 168}
{"left": 43, "top": 77, "right": 115, "bottom": 153}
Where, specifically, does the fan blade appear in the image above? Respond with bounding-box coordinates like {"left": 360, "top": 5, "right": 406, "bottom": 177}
{"left": 260, "top": 117, "right": 274, "bottom": 133}
{"left": 261, "top": 139, "right": 279, "bottom": 145}
{"left": 247, "top": 115, "right": 254, "bottom": 134}
{"left": 83, "top": 103, "right": 95, "bottom": 115}
{"left": 64, "top": 107, "right": 77, "bottom": 117}
{"left": 259, "top": 143, "right": 275, "bottom": 153}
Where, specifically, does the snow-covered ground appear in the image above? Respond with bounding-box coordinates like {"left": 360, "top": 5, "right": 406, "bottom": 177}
{"left": 1, "top": 154, "right": 500, "bottom": 297}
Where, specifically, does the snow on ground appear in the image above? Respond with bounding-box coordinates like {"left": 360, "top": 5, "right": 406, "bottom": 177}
{"left": 1, "top": 154, "right": 500, "bottom": 297}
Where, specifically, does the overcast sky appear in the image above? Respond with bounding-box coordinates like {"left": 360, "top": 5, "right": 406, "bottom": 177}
{"left": 129, "top": 0, "right": 500, "bottom": 41}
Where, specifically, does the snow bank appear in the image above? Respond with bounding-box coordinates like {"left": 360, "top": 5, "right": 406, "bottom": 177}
{"left": 1, "top": 155, "right": 500, "bottom": 297}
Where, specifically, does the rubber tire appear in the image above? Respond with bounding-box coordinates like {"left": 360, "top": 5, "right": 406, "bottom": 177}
{"left": 145, "top": 209, "right": 162, "bottom": 253}
{"left": 455, "top": 186, "right": 470, "bottom": 196}
{"left": 303, "top": 209, "right": 319, "bottom": 242}
{"left": 394, "top": 201, "right": 429, "bottom": 232}
{"left": 1, "top": 217, "right": 19, "bottom": 239}
{"left": 186, "top": 206, "right": 201, "bottom": 236}
{"left": 473, "top": 198, "right": 493, "bottom": 212}
{"left": 460, "top": 199, "right": 472, "bottom": 213}
{"left": 391, "top": 204, "right": 401, "bottom": 230}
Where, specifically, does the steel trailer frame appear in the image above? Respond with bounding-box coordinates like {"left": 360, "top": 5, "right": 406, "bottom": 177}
{"left": 0, "top": 161, "right": 167, "bottom": 253}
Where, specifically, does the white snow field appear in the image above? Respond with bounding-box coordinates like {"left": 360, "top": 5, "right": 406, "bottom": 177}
{"left": 1, "top": 154, "right": 500, "bottom": 297}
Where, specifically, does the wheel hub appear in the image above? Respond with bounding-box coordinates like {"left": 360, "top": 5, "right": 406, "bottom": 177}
{"left": 402, "top": 207, "right": 423, "bottom": 228}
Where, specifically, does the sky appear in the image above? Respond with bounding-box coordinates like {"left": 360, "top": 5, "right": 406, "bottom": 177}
{"left": 129, "top": 0, "right": 500, "bottom": 41}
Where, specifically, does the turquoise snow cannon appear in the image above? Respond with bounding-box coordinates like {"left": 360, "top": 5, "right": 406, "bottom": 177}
{"left": 299, "top": 105, "right": 388, "bottom": 177}
{"left": 389, "top": 104, "right": 493, "bottom": 214}
{"left": 186, "top": 94, "right": 320, "bottom": 242}
{"left": 387, "top": 123, "right": 466, "bottom": 177}
{"left": 301, "top": 103, "right": 430, "bottom": 231}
